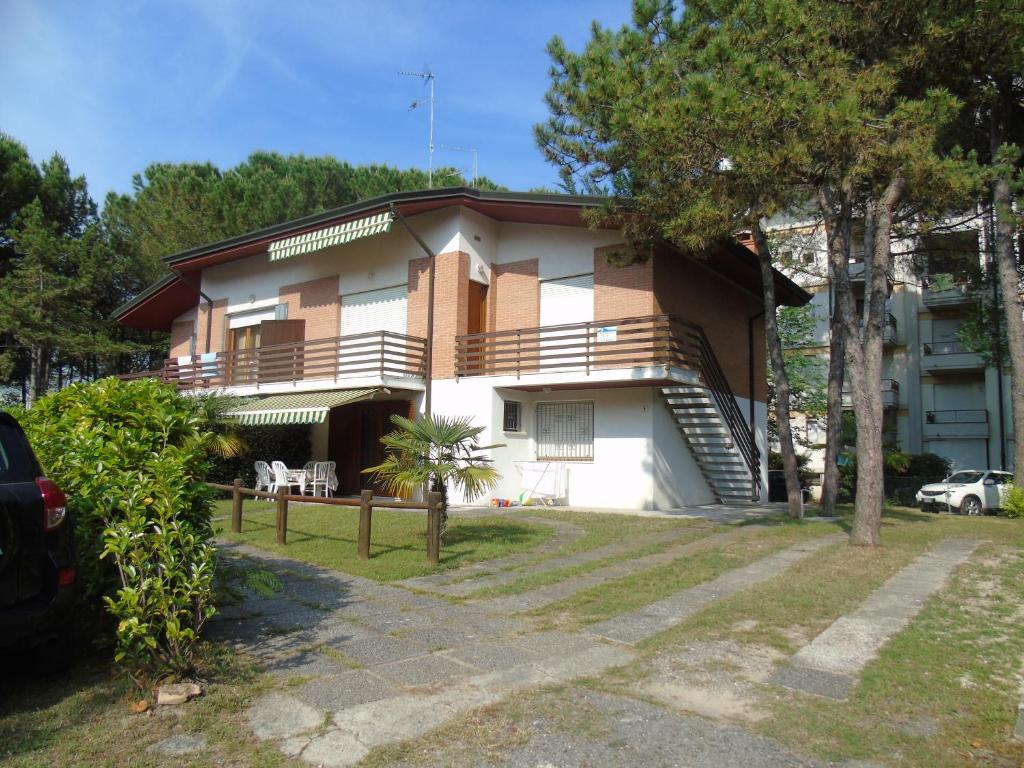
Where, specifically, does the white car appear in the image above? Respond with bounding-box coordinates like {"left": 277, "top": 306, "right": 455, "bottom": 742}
{"left": 915, "top": 470, "right": 1012, "bottom": 515}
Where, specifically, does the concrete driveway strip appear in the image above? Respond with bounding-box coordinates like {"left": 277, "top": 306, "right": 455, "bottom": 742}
{"left": 588, "top": 533, "right": 846, "bottom": 645}
{"left": 774, "top": 538, "right": 979, "bottom": 700}
{"left": 480, "top": 524, "right": 768, "bottom": 615}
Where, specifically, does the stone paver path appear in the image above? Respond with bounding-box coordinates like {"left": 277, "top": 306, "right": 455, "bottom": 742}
{"left": 479, "top": 524, "right": 766, "bottom": 614}
{"left": 214, "top": 524, "right": 855, "bottom": 767}
{"left": 588, "top": 534, "right": 846, "bottom": 644}
{"left": 405, "top": 525, "right": 706, "bottom": 598}
{"left": 774, "top": 538, "right": 979, "bottom": 700}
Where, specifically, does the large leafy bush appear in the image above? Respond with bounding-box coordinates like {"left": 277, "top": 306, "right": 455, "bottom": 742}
{"left": 1003, "top": 485, "right": 1024, "bottom": 519}
{"left": 15, "top": 378, "right": 217, "bottom": 678}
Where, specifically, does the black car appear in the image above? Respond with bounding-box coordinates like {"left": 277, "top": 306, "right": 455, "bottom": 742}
{"left": 0, "top": 412, "right": 77, "bottom": 652}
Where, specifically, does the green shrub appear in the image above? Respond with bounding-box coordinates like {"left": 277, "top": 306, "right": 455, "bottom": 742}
{"left": 14, "top": 378, "right": 217, "bottom": 678}
{"left": 1003, "top": 484, "right": 1024, "bottom": 519}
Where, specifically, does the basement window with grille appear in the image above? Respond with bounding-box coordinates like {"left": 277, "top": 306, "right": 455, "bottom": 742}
{"left": 536, "top": 401, "right": 594, "bottom": 461}
{"left": 502, "top": 401, "right": 522, "bottom": 433}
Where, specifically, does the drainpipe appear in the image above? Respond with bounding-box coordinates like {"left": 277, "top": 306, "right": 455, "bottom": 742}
{"left": 747, "top": 310, "right": 765, "bottom": 430}
{"left": 390, "top": 203, "right": 436, "bottom": 416}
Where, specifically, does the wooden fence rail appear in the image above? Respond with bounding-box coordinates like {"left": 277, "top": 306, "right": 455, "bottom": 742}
{"left": 207, "top": 480, "right": 445, "bottom": 564}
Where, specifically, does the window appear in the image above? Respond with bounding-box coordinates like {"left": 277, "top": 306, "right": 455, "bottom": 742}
{"left": 536, "top": 401, "right": 593, "bottom": 461}
{"left": 503, "top": 401, "right": 522, "bottom": 433}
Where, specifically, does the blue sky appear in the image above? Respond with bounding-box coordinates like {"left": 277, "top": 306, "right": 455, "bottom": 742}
{"left": 1, "top": 1, "right": 631, "bottom": 204}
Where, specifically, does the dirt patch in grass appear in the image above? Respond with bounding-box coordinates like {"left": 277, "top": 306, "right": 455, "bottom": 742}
{"left": 638, "top": 640, "right": 784, "bottom": 724}
{"left": 0, "top": 643, "right": 300, "bottom": 768}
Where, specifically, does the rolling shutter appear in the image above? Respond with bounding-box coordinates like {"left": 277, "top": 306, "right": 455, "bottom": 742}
{"left": 340, "top": 285, "right": 408, "bottom": 336}
{"left": 539, "top": 274, "right": 594, "bottom": 326}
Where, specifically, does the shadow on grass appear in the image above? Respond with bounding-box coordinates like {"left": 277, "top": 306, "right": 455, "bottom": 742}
{"left": 232, "top": 515, "right": 547, "bottom": 564}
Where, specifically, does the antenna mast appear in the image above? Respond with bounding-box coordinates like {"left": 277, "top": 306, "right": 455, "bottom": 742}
{"left": 399, "top": 69, "right": 435, "bottom": 188}
{"left": 441, "top": 145, "right": 478, "bottom": 187}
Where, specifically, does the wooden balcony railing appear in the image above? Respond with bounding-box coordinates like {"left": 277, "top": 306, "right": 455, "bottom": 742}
{"left": 119, "top": 331, "right": 426, "bottom": 390}
{"left": 454, "top": 314, "right": 697, "bottom": 379}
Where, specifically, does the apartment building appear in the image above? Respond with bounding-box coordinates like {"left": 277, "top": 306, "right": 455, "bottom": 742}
{"left": 116, "top": 188, "right": 809, "bottom": 509}
{"left": 773, "top": 212, "right": 1013, "bottom": 485}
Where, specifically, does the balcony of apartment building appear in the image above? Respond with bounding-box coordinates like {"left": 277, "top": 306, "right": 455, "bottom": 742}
{"left": 924, "top": 408, "right": 989, "bottom": 439}
{"left": 842, "top": 378, "right": 899, "bottom": 409}
{"left": 920, "top": 230, "right": 982, "bottom": 312}
{"left": 922, "top": 281, "right": 977, "bottom": 311}
{"left": 921, "top": 340, "right": 985, "bottom": 373}
{"left": 118, "top": 331, "right": 428, "bottom": 395}
{"left": 882, "top": 312, "right": 898, "bottom": 347}
{"left": 847, "top": 259, "right": 894, "bottom": 290}
{"left": 454, "top": 314, "right": 713, "bottom": 390}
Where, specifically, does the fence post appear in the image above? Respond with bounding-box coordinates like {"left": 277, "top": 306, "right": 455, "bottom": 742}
{"left": 358, "top": 489, "right": 373, "bottom": 560}
{"left": 231, "top": 478, "right": 243, "bottom": 533}
{"left": 276, "top": 488, "right": 288, "bottom": 545}
{"left": 426, "top": 491, "right": 442, "bottom": 565}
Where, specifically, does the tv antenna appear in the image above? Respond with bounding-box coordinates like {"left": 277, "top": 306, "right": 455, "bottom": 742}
{"left": 442, "top": 145, "right": 479, "bottom": 187}
{"left": 399, "top": 69, "right": 435, "bottom": 188}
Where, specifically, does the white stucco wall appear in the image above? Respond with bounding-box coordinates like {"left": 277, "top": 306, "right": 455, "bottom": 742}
{"left": 494, "top": 222, "right": 622, "bottom": 277}
{"left": 429, "top": 380, "right": 756, "bottom": 510}
{"left": 200, "top": 208, "right": 463, "bottom": 307}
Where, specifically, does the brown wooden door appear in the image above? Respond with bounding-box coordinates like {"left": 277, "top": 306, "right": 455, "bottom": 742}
{"left": 328, "top": 400, "right": 410, "bottom": 496}
{"left": 467, "top": 281, "right": 488, "bottom": 372}
{"left": 258, "top": 319, "right": 305, "bottom": 383}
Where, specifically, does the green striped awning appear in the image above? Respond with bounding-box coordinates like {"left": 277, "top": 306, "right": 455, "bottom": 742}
{"left": 268, "top": 212, "right": 394, "bottom": 262}
{"left": 225, "top": 388, "right": 380, "bottom": 425}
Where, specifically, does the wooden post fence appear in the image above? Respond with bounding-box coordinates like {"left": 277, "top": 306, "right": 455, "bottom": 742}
{"left": 358, "top": 489, "right": 373, "bottom": 560}
{"left": 231, "top": 478, "right": 243, "bottom": 533}
{"left": 205, "top": 482, "right": 445, "bottom": 565}
{"left": 275, "top": 488, "right": 288, "bottom": 544}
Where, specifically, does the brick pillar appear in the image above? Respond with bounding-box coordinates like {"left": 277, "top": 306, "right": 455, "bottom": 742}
{"left": 408, "top": 251, "right": 470, "bottom": 380}
{"left": 195, "top": 298, "right": 228, "bottom": 353}
{"left": 279, "top": 275, "right": 341, "bottom": 340}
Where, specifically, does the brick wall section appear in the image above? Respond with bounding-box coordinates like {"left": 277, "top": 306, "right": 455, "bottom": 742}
{"left": 279, "top": 275, "right": 340, "bottom": 341}
{"left": 593, "top": 245, "right": 656, "bottom": 322}
{"left": 407, "top": 251, "right": 470, "bottom": 380}
{"left": 195, "top": 298, "right": 229, "bottom": 353}
{"left": 169, "top": 319, "right": 195, "bottom": 358}
{"left": 654, "top": 249, "right": 764, "bottom": 401}
{"left": 489, "top": 259, "right": 539, "bottom": 333}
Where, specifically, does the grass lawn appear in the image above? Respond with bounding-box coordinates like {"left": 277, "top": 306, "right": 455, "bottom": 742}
{"left": 216, "top": 499, "right": 556, "bottom": 581}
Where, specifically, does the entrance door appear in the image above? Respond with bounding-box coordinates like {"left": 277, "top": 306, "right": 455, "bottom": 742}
{"left": 328, "top": 400, "right": 412, "bottom": 496}
{"left": 466, "top": 280, "right": 488, "bottom": 371}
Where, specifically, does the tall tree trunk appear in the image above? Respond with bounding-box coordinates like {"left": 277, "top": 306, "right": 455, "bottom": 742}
{"left": 846, "top": 180, "right": 904, "bottom": 546}
{"left": 990, "top": 94, "right": 1024, "bottom": 485}
{"left": 817, "top": 189, "right": 851, "bottom": 516}
{"left": 26, "top": 345, "right": 51, "bottom": 406}
{"left": 753, "top": 226, "right": 803, "bottom": 518}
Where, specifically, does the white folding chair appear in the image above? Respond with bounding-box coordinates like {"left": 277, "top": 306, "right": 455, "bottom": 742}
{"left": 310, "top": 461, "right": 333, "bottom": 497}
{"left": 271, "top": 461, "right": 302, "bottom": 495}
{"left": 254, "top": 461, "right": 273, "bottom": 492}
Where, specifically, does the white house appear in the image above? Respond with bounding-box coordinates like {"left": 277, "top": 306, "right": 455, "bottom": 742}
{"left": 116, "top": 188, "right": 809, "bottom": 509}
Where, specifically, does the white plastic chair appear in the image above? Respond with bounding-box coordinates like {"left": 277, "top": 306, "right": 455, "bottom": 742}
{"left": 310, "top": 461, "right": 333, "bottom": 497}
{"left": 254, "top": 461, "right": 273, "bottom": 492}
{"left": 302, "top": 461, "right": 316, "bottom": 495}
{"left": 271, "top": 461, "right": 302, "bottom": 495}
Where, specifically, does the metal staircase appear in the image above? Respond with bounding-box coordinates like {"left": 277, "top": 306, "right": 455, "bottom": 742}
{"left": 663, "top": 319, "right": 762, "bottom": 504}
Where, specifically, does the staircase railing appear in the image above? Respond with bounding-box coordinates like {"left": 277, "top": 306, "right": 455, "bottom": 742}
{"left": 671, "top": 318, "right": 761, "bottom": 500}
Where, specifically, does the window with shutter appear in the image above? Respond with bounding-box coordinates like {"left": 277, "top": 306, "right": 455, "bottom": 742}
{"left": 536, "top": 401, "right": 594, "bottom": 461}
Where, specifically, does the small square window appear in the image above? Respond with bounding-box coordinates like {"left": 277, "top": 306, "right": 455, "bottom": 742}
{"left": 503, "top": 401, "right": 522, "bottom": 432}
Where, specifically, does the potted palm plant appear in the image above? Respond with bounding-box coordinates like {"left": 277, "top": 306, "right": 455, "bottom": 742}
{"left": 363, "top": 414, "right": 503, "bottom": 541}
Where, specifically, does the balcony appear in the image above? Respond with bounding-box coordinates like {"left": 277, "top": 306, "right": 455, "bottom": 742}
{"left": 842, "top": 378, "right": 899, "bottom": 409}
{"left": 924, "top": 409, "right": 989, "bottom": 439}
{"left": 454, "top": 314, "right": 707, "bottom": 388}
{"left": 882, "top": 313, "right": 898, "bottom": 347}
{"left": 848, "top": 261, "right": 894, "bottom": 289}
{"left": 119, "top": 332, "right": 427, "bottom": 393}
{"left": 921, "top": 340, "right": 986, "bottom": 373}
{"left": 923, "top": 283, "right": 976, "bottom": 311}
